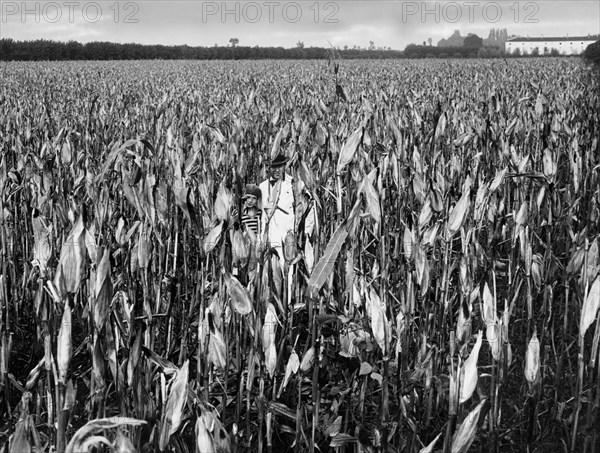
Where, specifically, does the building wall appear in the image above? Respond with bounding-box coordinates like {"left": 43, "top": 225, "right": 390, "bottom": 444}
{"left": 505, "top": 40, "right": 595, "bottom": 55}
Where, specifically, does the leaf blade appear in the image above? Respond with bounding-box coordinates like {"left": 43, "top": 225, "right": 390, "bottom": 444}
{"left": 307, "top": 222, "right": 349, "bottom": 298}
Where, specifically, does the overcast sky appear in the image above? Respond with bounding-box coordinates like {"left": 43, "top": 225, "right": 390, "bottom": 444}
{"left": 1, "top": 1, "right": 598, "bottom": 50}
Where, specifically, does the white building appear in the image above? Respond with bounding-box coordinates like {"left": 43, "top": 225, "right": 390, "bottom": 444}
{"left": 505, "top": 36, "right": 598, "bottom": 55}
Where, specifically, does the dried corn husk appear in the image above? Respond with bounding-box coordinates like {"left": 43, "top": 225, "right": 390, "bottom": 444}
{"left": 225, "top": 272, "right": 253, "bottom": 315}
{"left": 524, "top": 330, "right": 540, "bottom": 388}
{"left": 447, "top": 190, "right": 470, "bottom": 237}
{"left": 459, "top": 331, "right": 483, "bottom": 403}
{"left": 54, "top": 214, "right": 86, "bottom": 295}
{"left": 57, "top": 303, "right": 72, "bottom": 385}
{"left": 580, "top": 275, "right": 600, "bottom": 338}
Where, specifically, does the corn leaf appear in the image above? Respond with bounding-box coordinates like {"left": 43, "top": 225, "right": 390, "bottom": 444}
{"left": 451, "top": 399, "right": 486, "bottom": 453}
{"left": 307, "top": 222, "right": 348, "bottom": 298}
{"left": 159, "top": 360, "right": 190, "bottom": 450}
{"left": 337, "top": 126, "right": 362, "bottom": 173}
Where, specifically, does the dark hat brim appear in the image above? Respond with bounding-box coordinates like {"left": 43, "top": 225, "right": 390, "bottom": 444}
{"left": 270, "top": 154, "right": 289, "bottom": 167}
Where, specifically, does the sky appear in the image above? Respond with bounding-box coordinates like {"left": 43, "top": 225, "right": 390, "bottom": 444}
{"left": 1, "top": 0, "right": 599, "bottom": 50}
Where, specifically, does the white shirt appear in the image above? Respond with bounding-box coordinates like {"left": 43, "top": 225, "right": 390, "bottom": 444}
{"left": 259, "top": 173, "right": 295, "bottom": 248}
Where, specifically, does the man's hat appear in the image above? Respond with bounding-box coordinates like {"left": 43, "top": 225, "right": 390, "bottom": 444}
{"left": 242, "top": 184, "right": 261, "bottom": 200}
{"left": 270, "top": 154, "right": 289, "bottom": 167}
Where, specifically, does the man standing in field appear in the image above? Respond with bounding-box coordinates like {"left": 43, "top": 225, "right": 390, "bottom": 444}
{"left": 259, "top": 153, "right": 295, "bottom": 264}
{"left": 259, "top": 151, "right": 317, "bottom": 293}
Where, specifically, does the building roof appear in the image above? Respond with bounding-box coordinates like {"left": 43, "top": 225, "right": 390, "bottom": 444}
{"left": 507, "top": 36, "right": 598, "bottom": 43}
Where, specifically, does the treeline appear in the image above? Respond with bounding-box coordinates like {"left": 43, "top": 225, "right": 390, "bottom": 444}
{"left": 3, "top": 38, "right": 589, "bottom": 61}
{"left": 403, "top": 44, "right": 566, "bottom": 59}
{"left": 404, "top": 44, "right": 509, "bottom": 59}
{"left": 0, "top": 39, "right": 404, "bottom": 61}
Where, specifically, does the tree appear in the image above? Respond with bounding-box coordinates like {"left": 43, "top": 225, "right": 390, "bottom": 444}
{"left": 583, "top": 39, "right": 600, "bottom": 68}
{"left": 428, "top": 37, "right": 433, "bottom": 46}
{"left": 464, "top": 34, "right": 483, "bottom": 49}
{"left": 296, "top": 41, "right": 304, "bottom": 49}
{"left": 513, "top": 47, "right": 521, "bottom": 57}
{"left": 369, "top": 41, "right": 375, "bottom": 50}
{"left": 229, "top": 38, "right": 239, "bottom": 47}
{"left": 438, "top": 30, "right": 463, "bottom": 47}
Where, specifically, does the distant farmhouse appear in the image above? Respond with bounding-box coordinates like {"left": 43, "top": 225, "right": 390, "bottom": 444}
{"left": 505, "top": 36, "right": 598, "bottom": 55}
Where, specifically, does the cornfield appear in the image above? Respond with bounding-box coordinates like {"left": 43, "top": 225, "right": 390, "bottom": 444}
{"left": 0, "top": 57, "right": 599, "bottom": 453}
